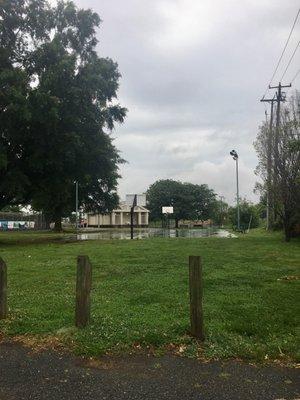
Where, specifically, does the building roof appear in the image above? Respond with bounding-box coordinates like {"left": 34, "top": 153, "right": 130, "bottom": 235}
{"left": 113, "top": 202, "right": 149, "bottom": 213}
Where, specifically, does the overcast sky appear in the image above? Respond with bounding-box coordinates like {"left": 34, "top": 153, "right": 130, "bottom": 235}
{"left": 76, "top": 0, "right": 300, "bottom": 204}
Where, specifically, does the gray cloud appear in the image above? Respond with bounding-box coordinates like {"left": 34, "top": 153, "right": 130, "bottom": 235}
{"left": 76, "top": 0, "right": 300, "bottom": 204}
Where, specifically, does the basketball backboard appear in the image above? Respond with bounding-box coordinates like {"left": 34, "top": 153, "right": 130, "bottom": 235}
{"left": 162, "top": 206, "right": 173, "bottom": 214}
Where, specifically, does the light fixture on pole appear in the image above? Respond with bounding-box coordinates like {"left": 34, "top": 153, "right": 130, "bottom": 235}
{"left": 229, "top": 150, "right": 240, "bottom": 231}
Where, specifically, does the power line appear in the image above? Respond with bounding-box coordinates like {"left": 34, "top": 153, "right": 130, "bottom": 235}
{"left": 291, "top": 68, "right": 300, "bottom": 83}
{"left": 281, "top": 66, "right": 300, "bottom": 98}
{"left": 280, "top": 39, "right": 300, "bottom": 81}
{"left": 262, "top": 7, "right": 300, "bottom": 99}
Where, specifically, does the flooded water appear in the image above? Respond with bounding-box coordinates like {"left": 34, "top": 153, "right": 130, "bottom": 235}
{"left": 77, "top": 228, "right": 236, "bottom": 241}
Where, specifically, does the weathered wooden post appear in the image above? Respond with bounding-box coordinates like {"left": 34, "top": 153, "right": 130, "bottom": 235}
{"left": 188, "top": 256, "right": 204, "bottom": 340}
{"left": 0, "top": 257, "right": 8, "bottom": 319}
{"left": 75, "top": 255, "right": 92, "bottom": 328}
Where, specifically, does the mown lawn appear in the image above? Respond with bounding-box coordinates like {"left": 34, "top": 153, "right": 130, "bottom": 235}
{"left": 0, "top": 229, "right": 299, "bottom": 362}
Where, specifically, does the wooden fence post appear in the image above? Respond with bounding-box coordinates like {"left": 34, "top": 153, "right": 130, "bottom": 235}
{"left": 0, "top": 257, "right": 8, "bottom": 319}
{"left": 188, "top": 256, "right": 204, "bottom": 340}
{"left": 75, "top": 255, "right": 92, "bottom": 328}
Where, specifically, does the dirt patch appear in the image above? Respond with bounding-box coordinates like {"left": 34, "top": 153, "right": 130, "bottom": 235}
{"left": 277, "top": 275, "right": 299, "bottom": 281}
{"left": 5, "top": 334, "right": 70, "bottom": 354}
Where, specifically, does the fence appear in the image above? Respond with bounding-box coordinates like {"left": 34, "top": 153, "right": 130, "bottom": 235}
{"left": 0, "top": 212, "right": 47, "bottom": 231}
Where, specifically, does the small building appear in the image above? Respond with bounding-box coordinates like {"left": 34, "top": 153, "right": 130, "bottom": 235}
{"left": 87, "top": 202, "right": 149, "bottom": 228}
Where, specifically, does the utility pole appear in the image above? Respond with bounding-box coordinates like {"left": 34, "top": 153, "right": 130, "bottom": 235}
{"left": 260, "top": 96, "right": 276, "bottom": 230}
{"left": 261, "top": 82, "right": 291, "bottom": 228}
{"left": 269, "top": 82, "right": 291, "bottom": 173}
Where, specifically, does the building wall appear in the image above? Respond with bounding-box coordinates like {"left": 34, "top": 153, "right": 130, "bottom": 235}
{"left": 87, "top": 209, "right": 149, "bottom": 227}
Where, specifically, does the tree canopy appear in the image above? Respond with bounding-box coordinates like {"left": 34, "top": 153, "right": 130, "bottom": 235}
{"left": 229, "top": 199, "right": 260, "bottom": 230}
{"left": 0, "top": 0, "right": 127, "bottom": 229}
{"left": 146, "top": 179, "right": 217, "bottom": 227}
{"left": 254, "top": 91, "right": 300, "bottom": 240}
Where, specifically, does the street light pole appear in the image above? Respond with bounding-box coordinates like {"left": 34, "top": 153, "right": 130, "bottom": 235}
{"left": 230, "top": 150, "right": 240, "bottom": 231}
{"left": 235, "top": 157, "right": 240, "bottom": 231}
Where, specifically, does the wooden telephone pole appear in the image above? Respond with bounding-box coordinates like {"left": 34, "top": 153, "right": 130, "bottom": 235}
{"left": 269, "top": 83, "right": 291, "bottom": 171}
{"left": 260, "top": 82, "right": 291, "bottom": 230}
{"left": 261, "top": 96, "right": 275, "bottom": 230}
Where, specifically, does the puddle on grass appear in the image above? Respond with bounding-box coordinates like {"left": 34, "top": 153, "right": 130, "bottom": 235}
{"left": 76, "top": 228, "right": 237, "bottom": 241}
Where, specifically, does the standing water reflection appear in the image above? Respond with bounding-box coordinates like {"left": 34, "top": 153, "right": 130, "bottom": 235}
{"left": 77, "top": 228, "right": 236, "bottom": 241}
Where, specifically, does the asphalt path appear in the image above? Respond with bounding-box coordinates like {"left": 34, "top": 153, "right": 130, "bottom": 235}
{"left": 0, "top": 341, "right": 299, "bottom": 400}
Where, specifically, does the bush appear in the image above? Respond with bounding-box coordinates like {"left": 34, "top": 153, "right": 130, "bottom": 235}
{"left": 229, "top": 200, "right": 260, "bottom": 229}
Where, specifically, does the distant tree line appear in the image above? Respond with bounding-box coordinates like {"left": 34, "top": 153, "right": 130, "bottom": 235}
{"left": 147, "top": 179, "right": 263, "bottom": 231}
{"left": 254, "top": 92, "right": 300, "bottom": 241}
{"left": 146, "top": 179, "right": 220, "bottom": 228}
{"left": 0, "top": 0, "right": 126, "bottom": 230}
{"left": 228, "top": 199, "right": 260, "bottom": 230}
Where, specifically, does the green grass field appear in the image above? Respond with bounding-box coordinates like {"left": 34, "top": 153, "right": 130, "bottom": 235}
{"left": 0, "top": 229, "right": 299, "bottom": 363}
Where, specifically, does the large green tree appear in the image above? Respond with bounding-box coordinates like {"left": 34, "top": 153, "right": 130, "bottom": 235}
{"left": 0, "top": 0, "right": 37, "bottom": 208}
{"left": 184, "top": 182, "right": 217, "bottom": 222}
{"left": 0, "top": 0, "right": 127, "bottom": 230}
{"left": 229, "top": 199, "right": 260, "bottom": 230}
{"left": 146, "top": 179, "right": 217, "bottom": 227}
{"left": 0, "top": 62, "right": 30, "bottom": 208}
{"left": 254, "top": 92, "right": 300, "bottom": 240}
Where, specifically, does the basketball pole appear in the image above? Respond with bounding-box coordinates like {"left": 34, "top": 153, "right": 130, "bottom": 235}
{"left": 130, "top": 194, "right": 137, "bottom": 240}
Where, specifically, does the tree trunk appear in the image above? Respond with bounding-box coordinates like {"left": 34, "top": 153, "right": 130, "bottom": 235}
{"left": 283, "top": 208, "right": 292, "bottom": 242}
{"left": 44, "top": 216, "right": 51, "bottom": 230}
{"left": 175, "top": 219, "right": 179, "bottom": 228}
{"left": 45, "top": 220, "right": 51, "bottom": 230}
{"left": 284, "top": 225, "right": 291, "bottom": 242}
{"left": 54, "top": 216, "right": 62, "bottom": 232}
{"left": 54, "top": 219, "right": 62, "bottom": 232}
